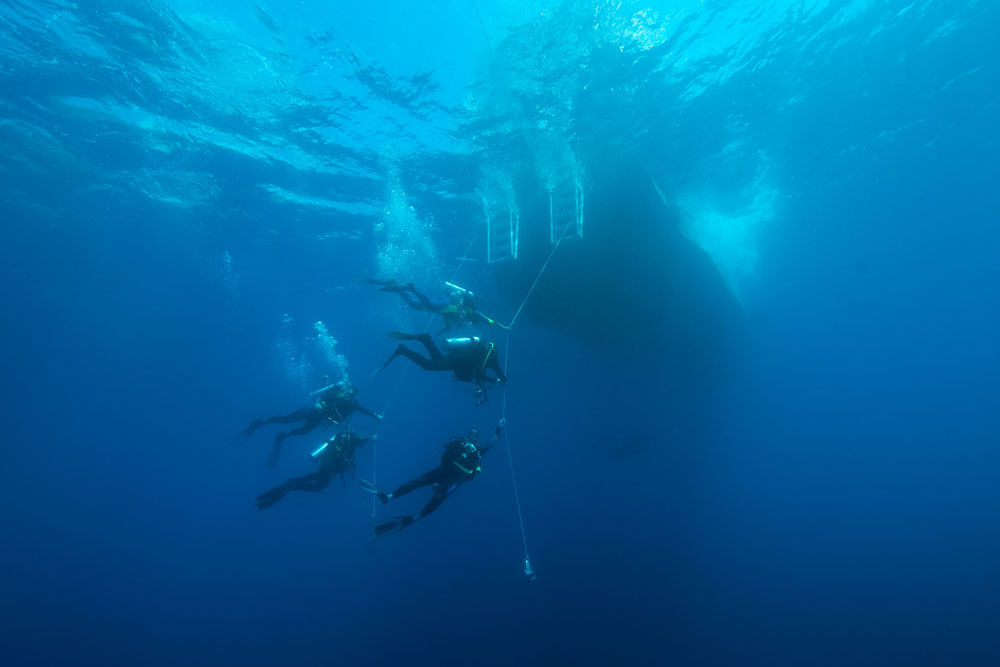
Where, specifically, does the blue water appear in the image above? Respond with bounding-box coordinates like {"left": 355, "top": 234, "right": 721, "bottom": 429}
{"left": 2, "top": 1, "right": 998, "bottom": 665}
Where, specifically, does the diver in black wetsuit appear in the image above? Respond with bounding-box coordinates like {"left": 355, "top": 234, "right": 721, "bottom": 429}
{"left": 242, "top": 380, "right": 381, "bottom": 468}
{"left": 255, "top": 428, "right": 374, "bottom": 510}
{"left": 371, "top": 333, "right": 506, "bottom": 402}
{"left": 367, "top": 279, "right": 509, "bottom": 333}
{"left": 360, "top": 421, "right": 503, "bottom": 537}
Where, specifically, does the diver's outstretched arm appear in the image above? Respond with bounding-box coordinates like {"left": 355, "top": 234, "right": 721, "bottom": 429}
{"left": 355, "top": 402, "right": 383, "bottom": 420}
{"left": 486, "top": 352, "right": 507, "bottom": 384}
{"left": 479, "top": 420, "right": 504, "bottom": 456}
{"left": 472, "top": 310, "right": 510, "bottom": 330}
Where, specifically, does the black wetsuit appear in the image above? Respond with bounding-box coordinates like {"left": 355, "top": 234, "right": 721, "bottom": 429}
{"left": 256, "top": 430, "right": 372, "bottom": 510}
{"left": 244, "top": 386, "right": 379, "bottom": 467}
{"left": 376, "top": 334, "right": 507, "bottom": 392}
{"left": 373, "top": 281, "right": 505, "bottom": 333}
{"left": 389, "top": 460, "right": 467, "bottom": 519}
{"left": 373, "top": 426, "right": 501, "bottom": 535}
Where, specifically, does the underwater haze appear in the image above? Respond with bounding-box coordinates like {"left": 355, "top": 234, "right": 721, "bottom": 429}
{"left": 1, "top": 1, "right": 998, "bottom": 665}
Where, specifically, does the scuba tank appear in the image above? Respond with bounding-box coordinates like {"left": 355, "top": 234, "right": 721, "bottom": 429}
{"left": 312, "top": 429, "right": 357, "bottom": 460}
{"left": 444, "top": 281, "right": 474, "bottom": 299}
{"left": 310, "top": 382, "right": 338, "bottom": 397}
{"left": 444, "top": 282, "right": 477, "bottom": 323}
{"left": 443, "top": 336, "right": 482, "bottom": 350}
{"left": 312, "top": 380, "right": 347, "bottom": 413}
{"left": 311, "top": 439, "right": 331, "bottom": 458}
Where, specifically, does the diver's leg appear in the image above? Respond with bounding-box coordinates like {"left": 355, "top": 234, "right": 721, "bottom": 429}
{"left": 390, "top": 467, "right": 446, "bottom": 499}
{"left": 417, "top": 484, "right": 453, "bottom": 518}
{"left": 399, "top": 345, "right": 446, "bottom": 370}
{"left": 371, "top": 485, "right": 445, "bottom": 534}
{"left": 262, "top": 407, "right": 312, "bottom": 425}
{"left": 398, "top": 290, "right": 432, "bottom": 311}
{"left": 273, "top": 416, "right": 320, "bottom": 448}
{"left": 413, "top": 334, "right": 444, "bottom": 362}
{"left": 244, "top": 406, "right": 309, "bottom": 435}
{"left": 375, "top": 345, "right": 445, "bottom": 377}
{"left": 269, "top": 415, "right": 324, "bottom": 468}
{"left": 373, "top": 470, "right": 450, "bottom": 535}
{"left": 283, "top": 472, "right": 329, "bottom": 493}
{"left": 377, "top": 281, "right": 435, "bottom": 312}
{"left": 403, "top": 286, "right": 437, "bottom": 311}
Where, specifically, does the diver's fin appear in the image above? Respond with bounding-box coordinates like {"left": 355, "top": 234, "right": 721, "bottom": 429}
{"left": 372, "top": 342, "right": 410, "bottom": 378}
{"left": 359, "top": 480, "right": 389, "bottom": 504}
{"left": 266, "top": 445, "right": 281, "bottom": 469}
{"left": 373, "top": 514, "right": 414, "bottom": 538}
{"left": 241, "top": 418, "right": 264, "bottom": 437}
{"left": 365, "top": 278, "right": 408, "bottom": 293}
{"left": 371, "top": 359, "right": 394, "bottom": 379}
{"left": 255, "top": 485, "right": 287, "bottom": 510}
{"left": 226, "top": 428, "right": 252, "bottom": 445}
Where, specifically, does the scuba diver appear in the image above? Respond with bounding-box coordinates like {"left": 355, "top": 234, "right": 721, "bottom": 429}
{"left": 367, "top": 279, "right": 509, "bottom": 333}
{"left": 256, "top": 427, "right": 375, "bottom": 510}
{"left": 242, "top": 380, "right": 382, "bottom": 468}
{"left": 371, "top": 333, "right": 507, "bottom": 402}
{"left": 360, "top": 421, "right": 503, "bottom": 537}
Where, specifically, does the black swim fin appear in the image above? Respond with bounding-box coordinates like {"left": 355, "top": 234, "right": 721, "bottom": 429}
{"left": 371, "top": 346, "right": 404, "bottom": 379}
{"left": 256, "top": 484, "right": 287, "bottom": 510}
{"left": 366, "top": 278, "right": 408, "bottom": 293}
{"left": 266, "top": 444, "right": 282, "bottom": 469}
{"left": 373, "top": 514, "right": 415, "bottom": 538}
{"left": 359, "top": 480, "right": 389, "bottom": 504}
{"left": 242, "top": 418, "right": 264, "bottom": 436}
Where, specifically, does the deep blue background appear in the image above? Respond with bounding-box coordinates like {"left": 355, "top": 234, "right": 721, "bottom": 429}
{"left": 1, "top": 1, "right": 998, "bottom": 665}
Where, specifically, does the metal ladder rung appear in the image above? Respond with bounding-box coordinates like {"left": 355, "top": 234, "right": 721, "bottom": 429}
{"left": 484, "top": 192, "right": 519, "bottom": 263}
{"left": 549, "top": 181, "right": 584, "bottom": 243}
